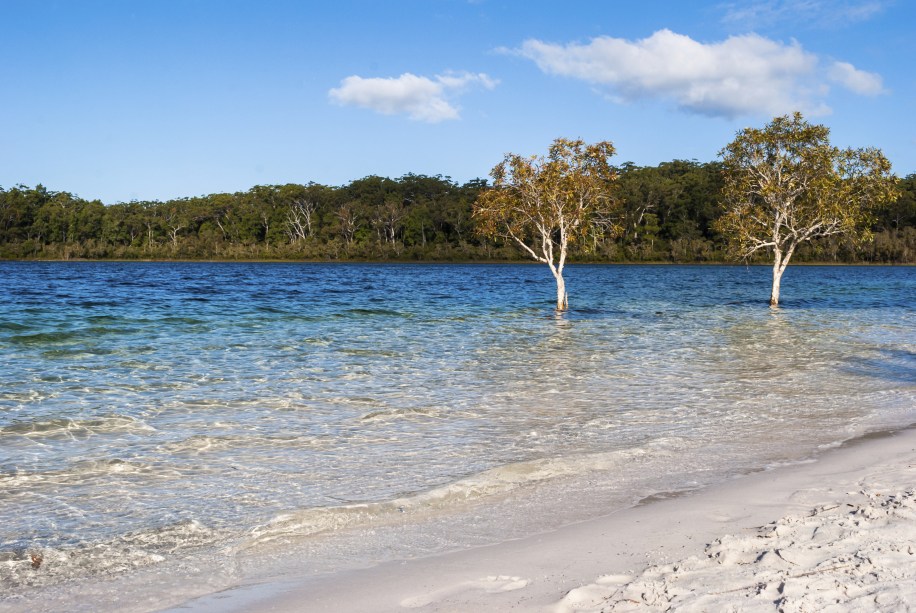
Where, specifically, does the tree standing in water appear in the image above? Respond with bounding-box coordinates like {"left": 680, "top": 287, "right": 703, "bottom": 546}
{"left": 473, "top": 138, "right": 619, "bottom": 311}
{"left": 716, "top": 112, "right": 898, "bottom": 306}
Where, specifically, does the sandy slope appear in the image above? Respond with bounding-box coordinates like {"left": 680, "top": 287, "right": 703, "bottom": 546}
{"left": 167, "top": 427, "right": 916, "bottom": 613}
{"left": 560, "top": 489, "right": 916, "bottom": 612}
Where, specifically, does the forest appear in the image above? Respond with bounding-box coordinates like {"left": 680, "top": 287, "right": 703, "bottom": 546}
{"left": 1, "top": 161, "right": 914, "bottom": 263}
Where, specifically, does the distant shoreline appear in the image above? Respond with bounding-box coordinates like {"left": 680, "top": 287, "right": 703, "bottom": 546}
{"left": 1, "top": 258, "right": 913, "bottom": 267}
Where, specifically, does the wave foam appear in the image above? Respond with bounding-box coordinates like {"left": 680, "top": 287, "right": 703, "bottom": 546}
{"left": 242, "top": 441, "right": 679, "bottom": 548}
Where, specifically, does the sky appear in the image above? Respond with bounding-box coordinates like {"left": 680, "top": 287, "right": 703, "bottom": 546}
{"left": 2, "top": 0, "right": 913, "bottom": 204}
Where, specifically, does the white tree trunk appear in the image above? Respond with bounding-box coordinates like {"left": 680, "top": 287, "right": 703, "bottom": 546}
{"left": 769, "top": 242, "right": 798, "bottom": 307}
{"left": 770, "top": 266, "right": 781, "bottom": 306}
{"left": 555, "top": 273, "right": 568, "bottom": 311}
{"left": 770, "top": 251, "right": 784, "bottom": 307}
{"left": 515, "top": 226, "right": 570, "bottom": 311}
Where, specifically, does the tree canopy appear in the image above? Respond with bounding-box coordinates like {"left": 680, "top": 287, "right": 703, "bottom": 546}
{"left": 0, "top": 151, "right": 912, "bottom": 265}
{"left": 473, "top": 138, "right": 619, "bottom": 309}
{"left": 715, "top": 112, "right": 899, "bottom": 305}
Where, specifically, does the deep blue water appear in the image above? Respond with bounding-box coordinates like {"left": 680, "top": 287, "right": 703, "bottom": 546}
{"left": 0, "top": 262, "right": 913, "bottom": 605}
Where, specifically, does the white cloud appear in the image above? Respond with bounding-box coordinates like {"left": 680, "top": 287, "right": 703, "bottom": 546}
{"left": 720, "top": 0, "right": 887, "bottom": 29}
{"left": 828, "top": 61, "right": 885, "bottom": 95}
{"left": 328, "top": 72, "right": 497, "bottom": 123}
{"left": 513, "top": 30, "right": 884, "bottom": 119}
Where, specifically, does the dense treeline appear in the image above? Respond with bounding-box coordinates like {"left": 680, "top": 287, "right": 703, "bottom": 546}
{"left": 1, "top": 162, "right": 914, "bottom": 263}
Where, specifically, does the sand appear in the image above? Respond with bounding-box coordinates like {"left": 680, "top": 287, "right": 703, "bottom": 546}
{"left": 560, "top": 487, "right": 916, "bottom": 612}
{"left": 166, "top": 427, "right": 916, "bottom": 612}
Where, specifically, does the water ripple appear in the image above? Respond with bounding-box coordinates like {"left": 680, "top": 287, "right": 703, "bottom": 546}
{"left": 0, "top": 261, "right": 912, "bottom": 595}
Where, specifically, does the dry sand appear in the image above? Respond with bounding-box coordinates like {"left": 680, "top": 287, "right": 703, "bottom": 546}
{"left": 167, "top": 427, "right": 916, "bottom": 613}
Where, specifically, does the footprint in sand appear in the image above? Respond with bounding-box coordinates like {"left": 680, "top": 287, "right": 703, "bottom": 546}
{"left": 556, "top": 574, "right": 633, "bottom": 612}
{"left": 400, "top": 575, "right": 530, "bottom": 608}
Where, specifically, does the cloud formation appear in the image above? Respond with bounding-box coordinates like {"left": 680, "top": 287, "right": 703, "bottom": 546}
{"left": 514, "top": 30, "right": 884, "bottom": 118}
{"left": 720, "top": 0, "right": 887, "bottom": 29}
{"left": 828, "top": 61, "right": 885, "bottom": 95}
{"left": 328, "top": 72, "right": 497, "bottom": 123}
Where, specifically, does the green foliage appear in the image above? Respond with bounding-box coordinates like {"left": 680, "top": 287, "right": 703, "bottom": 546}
{"left": 714, "top": 112, "right": 900, "bottom": 305}
{"left": 614, "top": 160, "right": 725, "bottom": 260}
{"left": 473, "top": 137, "right": 621, "bottom": 309}
{"left": 0, "top": 144, "right": 911, "bottom": 263}
{"left": 716, "top": 113, "right": 898, "bottom": 263}
{"left": 473, "top": 138, "right": 619, "bottom": 258}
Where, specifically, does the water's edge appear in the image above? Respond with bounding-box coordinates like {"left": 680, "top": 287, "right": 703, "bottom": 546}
{"left": 0, "top": 262, "right": 912, "bottom": 611}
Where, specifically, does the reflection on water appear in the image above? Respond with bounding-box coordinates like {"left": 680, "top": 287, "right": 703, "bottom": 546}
{"left": 0, "top": 262, "right": 913, "bottom": 604}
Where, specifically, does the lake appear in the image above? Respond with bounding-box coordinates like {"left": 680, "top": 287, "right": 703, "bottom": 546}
{"left": 0, "top": 262, "right": 913, "bottom": 610}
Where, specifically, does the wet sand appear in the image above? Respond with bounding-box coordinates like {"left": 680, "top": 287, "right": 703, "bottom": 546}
{"left": 165, "top": 426, "right": 916, "bottom": 612}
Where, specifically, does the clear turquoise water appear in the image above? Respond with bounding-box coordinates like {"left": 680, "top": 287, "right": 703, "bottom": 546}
{"left": 0, "top": 262, "right": 913, "bottom": 606}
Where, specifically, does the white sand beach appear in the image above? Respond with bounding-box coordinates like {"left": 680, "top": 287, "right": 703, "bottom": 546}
{"left": 167, "top": 426, "right": 916, "bottom": 613}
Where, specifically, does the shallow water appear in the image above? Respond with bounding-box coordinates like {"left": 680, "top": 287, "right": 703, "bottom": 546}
{"left": 0, "top": 262, "right": 913, "bottom": 609}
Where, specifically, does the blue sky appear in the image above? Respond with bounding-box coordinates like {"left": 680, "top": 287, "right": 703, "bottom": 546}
{"left": 2, "top": 0, "right": 913, "bottom": 204}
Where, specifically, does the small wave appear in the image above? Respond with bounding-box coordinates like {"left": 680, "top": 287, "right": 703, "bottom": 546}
{"left": 158, "top": 433, "right": 329, "bottom": 455}
{"left": 7, "top": 331, "right": 81, "bottom": 345}
{"left": 340, "top": 308, "right": 411, "bottom": 318}
{"left": 7, "top": 325, "right": 138, "bottom": 347}
{"left": 0, "top": 519, "right": 222, "bottom": 590}
{"left": 243, "top": 445, "right": 667, "bottom": 547}
{"left": 158, "top": 434, "right": 244, "bottom": 455}
{"left": 0, "top": 321, "right": 31, "bottom": 332}
{"left": 359, "top": 407, "right": 440, "bottom": 422}
{"left": 83, "top": 325, "right": 139, "bottom": 336}
{"left": 337, "top": 347, "right": 400, "bottom": 358}
{"left": 85, "top": 315, "right": 131, "bottom": 325}
{"left": 0, "top": 458, "right": 170, "bottom": 490}
{"left": 67, "top": 300, "right": 122, "bottom": 308}
{"left": 0, "top": 415, "right": 155, "bottom": 439}
{"left": 160, "top": 316, "right": 207, "bottom": 326}
{"left": 42, "top": 347, "right": 119, "bottom": 358}
{"left": 327, "top": 396, "right": 378, "bottom": 405}
{"left": 256, "top": 305, "right": 287, "bottom": 314}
